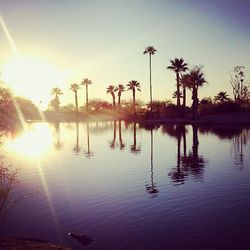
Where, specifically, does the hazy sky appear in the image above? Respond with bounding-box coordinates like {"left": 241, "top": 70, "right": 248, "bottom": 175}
{"left": 0, "top": 0, "right": 250, "bottom": 108}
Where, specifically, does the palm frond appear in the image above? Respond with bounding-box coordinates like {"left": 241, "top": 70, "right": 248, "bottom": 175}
{"left": 70, "top": 83, "right": 80, "bottom": 92}
{"left": 81, "top": 78, "right": 92, "bottom": 85}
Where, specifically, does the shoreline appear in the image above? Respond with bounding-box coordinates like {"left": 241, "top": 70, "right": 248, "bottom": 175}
{"left": 36, "top": 112, "right": 250, "bottom": 126}
{"left": 138, "top": 113, "right": 250, "bottom": 126}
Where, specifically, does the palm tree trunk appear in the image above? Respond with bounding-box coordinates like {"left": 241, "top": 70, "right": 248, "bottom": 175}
{"left": 192, "top": 87, "right": 198, "bottom": 120}
{"left": 133, "top": 89, "right": 135, "bottom": 114}
{"left": 55, "top": 94, "right": 59, "bottom": 112}
{"left": 75, "top": 91, "right": 78, "bottom": 113}
{"left": 86, "top": 84, "right": 88, "bottom": 113}
{"left": 176, "top": 72, "right": 180, "bottom": 106}
{"left": 118, "top": 93, "right": 121, "bottom": 113}
{"left": 149, "top": 54, "right": 152, "bottom": 110}
{"left": 113, "top": 120, "right": 117, "bottom": 142}
{"left": 195, "top": 87, "right": 198, "bottom": 120}
{"left": 112, "top": 93, "right": 116, "bottom": 110}
{"left": 182, "top": 86, "right": 186, "bottom": 108}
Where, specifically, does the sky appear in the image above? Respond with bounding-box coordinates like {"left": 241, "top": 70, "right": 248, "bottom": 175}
{"left": 0, "top": 0, "right": 250, "bottom": 109}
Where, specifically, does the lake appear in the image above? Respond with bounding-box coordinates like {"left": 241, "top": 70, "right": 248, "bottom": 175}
{"left": 0, "top": 121, "right": 250, "bottom": 250}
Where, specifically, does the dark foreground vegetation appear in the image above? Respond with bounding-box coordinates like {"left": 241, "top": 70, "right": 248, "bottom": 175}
{"left": 0, "top": 237, "right": 71, "bottom": 250}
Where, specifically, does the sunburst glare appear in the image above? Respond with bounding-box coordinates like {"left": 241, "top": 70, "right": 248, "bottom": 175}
{"left": 5, "top": 124, "right": 53, "bottom": 159}
{"left": 2, "top": 56, "right": 69, "bottom": 109}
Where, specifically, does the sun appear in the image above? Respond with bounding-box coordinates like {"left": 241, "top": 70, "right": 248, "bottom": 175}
{"left": 1, "top": 55, "right": 69, "bottom": 109}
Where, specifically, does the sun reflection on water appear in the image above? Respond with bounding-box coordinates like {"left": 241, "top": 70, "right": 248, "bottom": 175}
{"left": 5, "top": 124, "right": 53, "bottom": 159}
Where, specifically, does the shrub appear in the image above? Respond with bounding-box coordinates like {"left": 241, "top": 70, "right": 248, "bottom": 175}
{"left": 199, "top": 101, "right": 242, "bottom": 115}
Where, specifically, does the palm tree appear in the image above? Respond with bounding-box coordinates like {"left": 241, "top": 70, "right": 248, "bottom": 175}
{"left": 214, "top": 91, "right": 230, "bottom": 103}
{"left": 81, "top": 78, "right": 92, "bottom": 113}
{"left": 172, "top": 90, "right": 183, "bottom": 100}
{"left": 115, "top": 84, "right": 125, "bottom": 113}
{"left": 143, "top": 46, "right": 157, "bottom": 110}
{"left": 167, "top": 58, "right": 188, "bottom": 107}
{"left": 70, "top": 83, "right": 80, "bottom": 113}
{"left": 106, "top": 85, "right": 117, "bottom": 110}
{"left": 181, "top": 67, "right": 207, "bottom": 120}
{"left": 50, "top": 87, "right": 63, "bottom": 112}
{"left": 127, "top": 80, "right": 141, "bottom": 113}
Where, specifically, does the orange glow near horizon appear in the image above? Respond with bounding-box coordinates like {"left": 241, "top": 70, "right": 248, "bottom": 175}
{"left": 2, "top": 55, "right": 69, "bottom": 108}
{"left": 5, "top": 124, "right": 53, "bottom": 158}
{"left": 1, "top": 15, "right": 70, "bottom": 109}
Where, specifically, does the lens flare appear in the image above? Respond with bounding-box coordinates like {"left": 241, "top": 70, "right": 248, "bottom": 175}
{"left": 5, "top": 124, "right": 52, "bottom": 158}
{"left": 0, "top": 14, "right": 62, "bottom": 241}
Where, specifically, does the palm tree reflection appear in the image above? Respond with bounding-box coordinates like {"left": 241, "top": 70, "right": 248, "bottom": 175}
{"left": 53, "top": 122, "right": 63, "bottom": 151}
{"left": 130, "top": 122, "right": 141, "bottom": 154}
{"left": 181, "top": 125, "right": 206, "bottom": 179}
{"left": 73, "top": 122, "right": 81, "bottom": 155}
{"left": 84, "top": 122, "right": 93, "bottom": 159}
{"left": 233, "top": 132, "right": 245, "bottom": 167}
{"left": 163, "top": 125, "right": 186, "bottom": 184}
{"left": 199, "top": 125, "right": 250, "bottom": 170}
{"left": 118, "top": 120, "right": 125, "bottom": 150}
{"left": 230, "top": 128, "right": 250, "bottom": 169}
{"left": 145, "top": 129, "right": 159, "bottom": 197}
{"left": 164, "top": 125, "right": 206, "bottom": 184}
{"left": 199, "top": 126, "right": 250, "bottom": 169}
{"left": 109, "top": 120, "right": 118, "bottom": 149}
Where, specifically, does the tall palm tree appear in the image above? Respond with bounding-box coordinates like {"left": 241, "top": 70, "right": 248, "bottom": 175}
{"left": 106, "top": 85, "right": 117, "bottom": 110}
{"left": 70, "top": 83, "right": 80, "bottom": 113}
{"left": 115, "top": 84, "right": 125, "bottom": 113}
{"left": 50, "top": 87, "right": 63, "bottom": 112}
{"left": 81, "top": 78, "right": 92, "bottom": 113}
{"left": 181, "top": 67, "right": 207, "bottom": 120}
{"left": 167, "top": 58, "right": 188, "bottom": 107}
{"left": 143, "top": 46, "right": 157, "bottom": 110}
{"left": 127, "top": 80, "right": 141, "bottom": 114}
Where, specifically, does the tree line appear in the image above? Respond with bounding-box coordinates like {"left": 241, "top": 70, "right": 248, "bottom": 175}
{"left": 50, "top": 46, "right": 249, "bottom": 120}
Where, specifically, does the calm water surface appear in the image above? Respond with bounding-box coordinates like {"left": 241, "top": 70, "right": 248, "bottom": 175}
{"left": 0, "top": 121, "right": 250, "bottom": 250}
